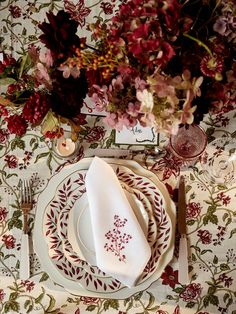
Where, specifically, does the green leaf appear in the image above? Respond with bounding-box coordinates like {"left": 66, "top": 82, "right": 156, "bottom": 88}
{"left": 39, "top": 272, "right": 49, "bottom": 282}
{"left": 35, "top": 288, "right": 45, "bottom": 303}
{"left": 11, "top": 138, "right": 25, "bottom": 150}
{"left": 45, "top": 294, "right": 56, "bottom": 312}
{"left": 208, "top": 286, "right": 216, "bottom": 294}
{"left": 103, "top": 299, "right": 119, "bottom": 311}
{"left": 191, "top": 253, "right": 197, "bottom": 262}
{"left": 86, "top": 305, "right": 97, "bottom": 311}
{"left": 220, "top": 263, "right": 230, "bottom": 271}
{"left": 34, "top": 152, "right": 49, "bottom": 164}
{"left": 213, "top": 255, "right": 218, "bottom": 264}
{"left": 9, "top": 292, "right": 18, "bottom": 300}
{"left": 209, "top": 294, "right": 219, "bottom": 306}
{"left": 186, "top": 301, "right": 195, "bottom": 308}
{"left": 133, "top": 291, "right": 143, "bottom": 301}
{"left": 187, "top": 219, "right": 195, "bottom": 226}
{"left": 24, "top": 300, "right": 31, "bottom": 309}
{"left": 146, "top": 292, "right": 155, "bottom": 309}
{"left": 229, "top": 228, "right": 236, "bottom": 239}
{"left": 0, "top": 77, "right": 16, "bottom": 85}
{"left": 201, "top": 249, "right": 212, "bottom": 255}
{"left": 173, "top": 287, "right": 185, "bottom": 294}
{"left": 89, "top": 142, "right": 99, "bottom": 149}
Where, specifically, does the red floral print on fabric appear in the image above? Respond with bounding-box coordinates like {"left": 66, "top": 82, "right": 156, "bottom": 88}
{"left": 0, "top": 289, "right": 5, "bottom": 302}
{"left": 180, "top": 283, "right": 202, "bottom": 301}
{"left": 104, "top": 214, "right": 132, "bottom": 262}
{"left": 64, "top": 0, "right": 91, "bottom": 27}
{"left": 2, "top": 234, "right": 16, "bottom": 249}
{"left": 197, "top": 230, "right": 212, "bottom": 244}
{"left": 160, "top": 265, "right": 179, "bottom": 289}
{"left": 0, "top": 207, "right": 8, "bottom": 222}
{"left": 186, "top": 202, "right": 202, "bottom": 219}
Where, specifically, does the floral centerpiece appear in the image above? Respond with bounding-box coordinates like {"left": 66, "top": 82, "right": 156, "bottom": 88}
{"left": 0, "top": 0, "right": 235, "bottom": 139}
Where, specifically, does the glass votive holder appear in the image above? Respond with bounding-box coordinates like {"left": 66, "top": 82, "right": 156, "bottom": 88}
{"left": 168, "top": 124, "right": 208, "bottom": 161}
{"left": 52, "top": 130, "right": 79, "bottom": 159}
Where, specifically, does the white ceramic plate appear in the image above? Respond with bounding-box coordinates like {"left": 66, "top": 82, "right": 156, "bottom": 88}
{"left": 34, "top": 158, "right": 176, "bottom": 299}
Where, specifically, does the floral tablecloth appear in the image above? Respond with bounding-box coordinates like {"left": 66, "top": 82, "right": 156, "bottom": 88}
{"left": 1, "top": 1, "right": 236, "bottom": 314}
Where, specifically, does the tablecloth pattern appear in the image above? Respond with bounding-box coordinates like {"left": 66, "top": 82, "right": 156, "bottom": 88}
{"left": 0, "top": 1, "right": 236, "bottom": 314}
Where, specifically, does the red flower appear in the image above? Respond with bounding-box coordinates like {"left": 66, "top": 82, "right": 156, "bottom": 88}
{"left": 9, "top": 5, "right": 22, "bottom": 18}
{"left": 6, "top": 114, "right": 28, "bottom": 137}
{"left": 80, "top": 297, "right": 99, "bottom": 305}
{"left": 2, "top": 234, "right": 16, "bottom": 249}
{"left": 84, "top": 126, "right": 106, "bottom": 142}
{"left": 64, "top": 0, "right": 91, "bottom": 27}
{"left": 216, "top": 192, "right": 231, "bottom": 205}
{"left": 22, "top": 92, "right": 50, "bottom": 124}
{"left": 0, "top": 129, "right": 9, "bottom": 144}
{"left": 0, "top": 289, "right": 5, "bottom": 302}
{"left": 21, "top": 280, "right": 35, "bottom": 292}
{"left": 180, "top": 283, "right": 202, "bottom": 302}
{"left": 0, "top": 207, "right": 8, "bottom": 222}
{"left": 160, "top": 265, "right": 179, "bottom": 289}
{"left": 197, "top": 230, "right": 212, "bottom": 244}
{"left": 186, "top": 202, "right": 201, "bottom": 219}
{"left": 101, "top": 2, "right": 114, "bottom": 15}
{"left": 4, "top": 155, "right": 18, "bottom": 168}
{"left": 200, "top": 54, "right": 223, "bottom": 79}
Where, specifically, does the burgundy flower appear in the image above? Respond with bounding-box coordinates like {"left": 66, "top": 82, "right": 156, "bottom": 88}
{"left": 84, "top": 126, "right": 106, "bottom": 142}
{"left": 6, "top": 114, "right": 28, "bottom": 137}
{"left": 219, "top": 273, "right": 233, "bottom": 288}
{"left": 64, "top": 0, "right": 91, "bottom": 27}
{"left": 197, "top": 230, "right": 212, "bottom": 244}
{"left": 179, "top": 283, "right": 202, "bottom": 302}
{"left": 39, "top": 10, "right": 81, "bottom": 62}
{"left": 0, "top": 289, "right": 5, "bottom": 302}
{"left": 22, "top": 92, "right": 50, "bottom": 124}
{"left": 4, "top": 155, "right": 18, "bottom": 168}
{"left": 160, "top": 265, "right": 179, "bottom": 289}
{"left": 21, "top": 280, "right": 35, "bottom": 292}
{"left": 0, "top": 207, "right": 8, "bottom": 222}
{"left": 200, "top": 54, "right": 223, "bottom": 79}
{"left": 2, "top": 234, "right": 16, "bottom": 249}
{"left": 216, "top": 192, "right": 231, "bottom": 206}
{"left": 80, "top": 297, "right": 99, "bottom": 305}
{"left": 101, "top": 2, "right": 114, "bottom": 15}
{"left": 0, "top": 129, "right": 9, "bottom": 144}
{"left": 0, "top": 105, "right": 9, "bottom": 117}
{"left": 9, "top": 5, "right": 21, "bottom": 18}
{"left": 186, "top": 202, "right": 201, "bottom": 219}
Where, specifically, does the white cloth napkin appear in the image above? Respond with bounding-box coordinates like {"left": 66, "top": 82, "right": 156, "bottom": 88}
{"left": 85, "top": 157, "right": 151, "bottom": 287}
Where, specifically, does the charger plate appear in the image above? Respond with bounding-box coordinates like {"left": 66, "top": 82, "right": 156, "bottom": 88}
{"left": 34, "top": 158, "right": 176, "bottom": 299}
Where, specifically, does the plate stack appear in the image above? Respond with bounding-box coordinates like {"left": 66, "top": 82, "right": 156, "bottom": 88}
{"left": 34, "top": 158, "right": 176, "bottom": 299}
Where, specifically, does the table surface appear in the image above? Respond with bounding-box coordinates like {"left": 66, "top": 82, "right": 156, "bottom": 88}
{"left": 0, "top": 1, "right": 236, "bottom": 314}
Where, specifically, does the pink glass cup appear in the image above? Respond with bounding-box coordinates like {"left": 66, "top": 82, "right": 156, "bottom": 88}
{"left": 169, "top": 124, "right": 208, "bottom": 161}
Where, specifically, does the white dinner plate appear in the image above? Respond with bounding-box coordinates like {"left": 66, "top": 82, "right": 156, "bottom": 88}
{"left": 33, "top": 158, "right": 176, "bottom": 299}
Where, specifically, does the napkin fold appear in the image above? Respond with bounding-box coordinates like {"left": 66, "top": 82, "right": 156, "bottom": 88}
{"left": 85, "top": 157, "right": 151, "bottom": 287}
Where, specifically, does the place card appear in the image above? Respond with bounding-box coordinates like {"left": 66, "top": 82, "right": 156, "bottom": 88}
{"left": 115, "top": 123, "right": 159, "bottom": 146}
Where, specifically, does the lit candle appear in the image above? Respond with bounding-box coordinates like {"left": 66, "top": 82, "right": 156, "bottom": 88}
{"left": 55, "top": 137, "right": 76, "bottom": 157}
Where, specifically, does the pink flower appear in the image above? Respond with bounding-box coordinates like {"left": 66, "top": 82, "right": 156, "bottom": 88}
{"left": 39, "top": 49, "right": 53, "bottom": 67}
{"left": 180, "top": 283, "right": 202, "bottom": 302}
{"left": 58, "top": 65, "right": 80, "bottom": 79}
{"left": 0, "top": 207, "right": 8, "bottom": 222}
{"left": 2, "top": 234, "right": 16, "bottom": 249}
{"left": 4, "top": 155, "right": 18, "bottom": 168}
{"left": 197, "top": 230, "right": 212, "bottom": 244}
{"left": 0, "top": 289, "right": 5, "bottom": 302}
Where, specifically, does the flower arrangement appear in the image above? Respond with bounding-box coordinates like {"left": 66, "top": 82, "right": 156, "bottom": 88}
{"left": 0, "top": 0, "right": 235, "bottom": 138}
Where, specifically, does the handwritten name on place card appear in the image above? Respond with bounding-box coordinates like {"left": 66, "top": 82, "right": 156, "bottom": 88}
{"left": 115, "top": 124, "right": 158, "bottom": 145}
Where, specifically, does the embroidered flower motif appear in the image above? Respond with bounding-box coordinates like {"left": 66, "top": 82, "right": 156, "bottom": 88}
{"left": 160, "top": 265, "right": 179, "bottom": 289}
{"left": 104, "top": 214, "right": 132, "bottom": 262}
{"left": 197, "top": 230, "right": 212, "bottom": 244}
{"left": 179, "top": 283, "right": 202, "bottom": 302}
